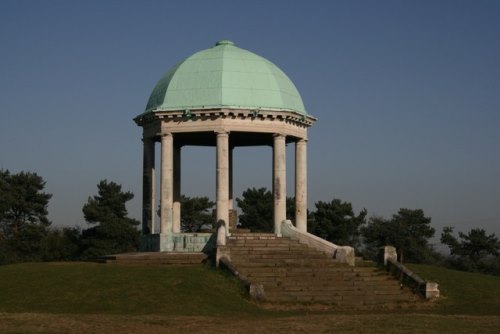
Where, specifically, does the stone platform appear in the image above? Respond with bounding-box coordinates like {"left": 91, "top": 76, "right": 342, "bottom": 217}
{"left": 99, "top": 252, "right": 208, "bottom": 265}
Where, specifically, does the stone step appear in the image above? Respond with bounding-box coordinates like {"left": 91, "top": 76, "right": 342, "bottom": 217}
{"left": 228, "top": 233, "right": 277, "bottom": 239}
{"left": 101, "top": 252, "right": 208, "bottom": 265}
{"left": 233, "top": 261, "right": 348, "bottom": 269}
{"left": 244, "top": 275, "right": 396, "bottom": 286}
{"left": 263, "top": 291, "right": 413, "bottom": 304}
{"left": 230, "top": 252, "right": 331, "bottom": 258}
{"left": 224, "top": 234, "right": 420, "bottom": 308}
{"left": 264, "top": 286, "right": 407, "bottom": 296}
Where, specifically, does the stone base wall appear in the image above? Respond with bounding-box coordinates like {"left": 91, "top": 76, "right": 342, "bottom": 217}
{"left": 141, "top": 233, "right": 213, "bottom": 252}
{"left": 229, "top": 209, "right": 238, "bottom": 231}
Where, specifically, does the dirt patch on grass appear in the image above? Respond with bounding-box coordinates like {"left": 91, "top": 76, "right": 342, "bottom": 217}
{"left": 1, "top": 312, "right": 499, "bottom": 334}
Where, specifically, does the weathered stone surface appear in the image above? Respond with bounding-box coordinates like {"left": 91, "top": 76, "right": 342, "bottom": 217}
{"left": 249, "top": 284, "right": 266, "bottom": 301}
{"left": 141, "top": 233, "right": 212, "bottom": 252}
{"left": 379, "top": 246, "right": 397, "bottom": 265}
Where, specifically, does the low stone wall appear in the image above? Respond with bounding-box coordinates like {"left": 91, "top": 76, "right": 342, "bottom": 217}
{"left": 218, "top": 256, "right": 266, "bottom": 301}
{"left": 140, "top": 233, "right": 214, "bottom": 252}
{"left": 380, "top": 246, "right": 440, "bottom": 299}
{"left": 281, "top": 220, "right": 355, "bottom": 266}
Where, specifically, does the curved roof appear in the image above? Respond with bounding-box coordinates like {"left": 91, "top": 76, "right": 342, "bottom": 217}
{"left": 144, "top": 40, "right": 307, "bottom": 115}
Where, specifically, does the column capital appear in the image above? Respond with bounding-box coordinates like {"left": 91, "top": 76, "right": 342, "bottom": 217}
{"left": 160, "top": 132, "right": 173, "bottom": 138}
{"left": 215, "top": 130, "right": 229, "bottom": 137}
{"left": 273, "top": 133, "right": 286, "bottom": 139}
{"left": 297, "top": 138, "right": 308, "bottom": 144}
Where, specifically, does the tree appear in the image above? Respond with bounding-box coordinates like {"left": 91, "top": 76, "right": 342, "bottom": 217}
{"left": 236, "top": 187, "right": 295, "bottom": 232}
{"left": 0, "top": 170, "right": 52, "bottom": 264}
{"left": 309, "top": 199, "right": 367, "bottom": 249}
{"left": 80, "top": 180, "right": 140, "bottom": 258}
{"left": 0, "top": 170, "right": 52, "bottom": 237}
{"left": 237, "top": 187, "right": 273, "bottom": 232}
{"left": 38, "top": 227, "right": 82, "bottom": 261}
{"left": 361, "top": 208, "right": 436, "bottom": 263}
{"left": 441, "top": 227, "right": 500, "bottom": 263}
{"left": 179, "top": 195, "right": 214, "bottom": 232}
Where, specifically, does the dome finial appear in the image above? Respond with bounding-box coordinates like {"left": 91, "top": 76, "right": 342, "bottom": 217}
{"left": 216, "top": 40, "right": 234, "bottom": 46}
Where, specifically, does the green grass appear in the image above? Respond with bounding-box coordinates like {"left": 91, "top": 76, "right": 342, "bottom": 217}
{"left": 408, "top": 264, "right": 500, "bottom": 315}
{"left": 1, "top": 262, "right": 500, "bottom": 333}
{"left": 0, "top": 262, "right": 267, "bottom": 316}
{"left": 1, "top": 262, "right": 500, "bottom": 317}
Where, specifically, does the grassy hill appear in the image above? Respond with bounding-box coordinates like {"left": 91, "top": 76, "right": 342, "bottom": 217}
{"left": 408, "top": 264, "right": 500, "bottom": 315}
{"left": 1, "top": 261, "right": 499, "bottom": 333}
{"left": 0, "top": 262, "right": 265, "bottom": 316}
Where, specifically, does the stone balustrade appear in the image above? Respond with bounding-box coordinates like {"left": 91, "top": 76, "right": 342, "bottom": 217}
{"left": 379, "top": 246, "right": 440, "bottom": 299}
{"left": 281, "top": 220, "right": 355, "bottom": 266}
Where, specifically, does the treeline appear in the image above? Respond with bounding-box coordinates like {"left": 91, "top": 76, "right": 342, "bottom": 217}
{"left": 0, "top": 170, "right": 139, "bottom": 264}
{"left": 236, "top": 187, "right": 500, "bottom": 275}
{"left": 1, "top": 170, "right": 499, "bottom": 276}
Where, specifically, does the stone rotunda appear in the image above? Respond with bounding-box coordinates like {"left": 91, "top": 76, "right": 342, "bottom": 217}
{"left": 128, "top": 41, "right": 440, "bottom": 305}
{"left": 134, "top": 40, "right": 316, "bottom": 252}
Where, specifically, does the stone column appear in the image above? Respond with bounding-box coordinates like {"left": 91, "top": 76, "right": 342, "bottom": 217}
{"left": 173, "top": 145, "right": 181, "bottom": 233}
{"left": 216, "top": 131, "right": 229, "bottom": 228}
{"left": 142, "top": 138, "right": 155, "bottom": 234}
{"left": 273, "top": 134, "right": 286, "bottom": 235}
{"left": 295, "top": 139, "right": 307, "bottom": 232}
{"left": 228, "top": 146, "right": 234, "bottom": 210}
{"left": 160, "top": 133, "right": 174, "bottom": 234}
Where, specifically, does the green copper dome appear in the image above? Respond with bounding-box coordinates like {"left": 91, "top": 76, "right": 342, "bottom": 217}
{"left": 145, "top": 40, "right": 307, "bottom": 115}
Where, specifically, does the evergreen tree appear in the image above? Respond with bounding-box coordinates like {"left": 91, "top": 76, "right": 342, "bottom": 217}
{"left": 179, "top": 195, "right": 214, "bottom": 232}
{"left": 237, "top": 187, "right": 273, "bottom": 232}
{"left": 441, "top": 227, "right": 500, "bottom": 272}
{"left": 309, "top": 199, "right": 367, "bottom": 249}
{"left": 361, "top": 208, "right": 436, "bottom": 263}
{"left": 236, "top": 187, "right": 301, "bottom": 232}
{"left": 81, "top": 180, "right": 139, "bottom": 258}
{"left": 0, "top": 169, "right": 52, "bottom": 264}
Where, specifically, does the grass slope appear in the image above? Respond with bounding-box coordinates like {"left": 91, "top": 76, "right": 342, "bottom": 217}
{"left": 1, "top": 262, "right": 500, "bottom": 333}
{"left": 408, "top": 264, "right": 500, "bottom": 315}
{"left": 0, "top": 262, "right": 266, "bottom": 316}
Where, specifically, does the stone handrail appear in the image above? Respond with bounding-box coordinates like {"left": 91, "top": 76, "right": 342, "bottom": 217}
{"left": 218, "top": 256, "right": 266, "bottom": 301}
{"left": 281, "top": 220, "right": 355, "bottom": 266}
{"left": 380, "top": 246, "right": 440, "bottom": 299}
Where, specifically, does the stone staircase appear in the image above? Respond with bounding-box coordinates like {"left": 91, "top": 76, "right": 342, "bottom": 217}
{"left": 98, "top": 252, "right": 208, "bottom": 265}
{"left": 227, "top": 233, "right": 421, "bottom": 308}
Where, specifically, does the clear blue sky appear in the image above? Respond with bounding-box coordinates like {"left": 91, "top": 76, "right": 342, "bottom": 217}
{"left": 1, "top": 0, "right": 499, "bottom": 241}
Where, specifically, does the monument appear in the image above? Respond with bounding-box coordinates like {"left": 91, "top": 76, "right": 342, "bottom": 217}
{"left": 134, "top": 40, "right": 315, "bottom": 252}
{"left": 130, "top": 40, "right": 438, "bottom": 305}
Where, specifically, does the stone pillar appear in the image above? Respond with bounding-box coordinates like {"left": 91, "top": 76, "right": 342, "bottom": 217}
{"left": 379, "top": 246, "right": 398, "bottom": 266}
{"left": 173, "top": 145, "right": 181, "bottom": 233}
{"left": 142, "top": 138, "right": 155, "bottom": 234}
{"left": 273, "top": 134, "right": 286, "bottom": 236}
{"left": 216, "top": 131, "right": 229, "bottom": 229}
{"left": 295, "top": 139, "right": 307, "bottom": 233}
{"left": 228, "top": 146, "right": 234, "bottom": 210}
{"left": 160, "top": 133, "right": 174, "bottom": 234}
